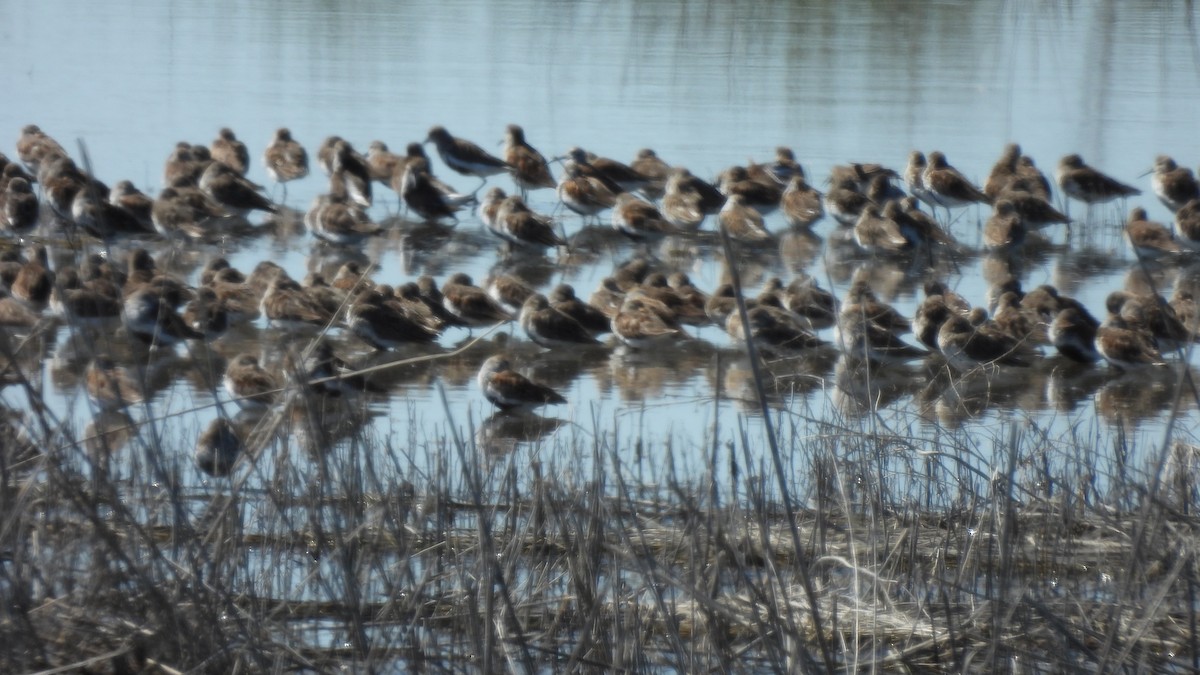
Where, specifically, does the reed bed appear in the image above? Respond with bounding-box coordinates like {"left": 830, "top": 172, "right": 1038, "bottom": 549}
{"left": 3, "top": 329, "right": 1199, "bottom": 675}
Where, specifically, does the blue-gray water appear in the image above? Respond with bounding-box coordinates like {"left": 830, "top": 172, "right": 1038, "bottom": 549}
{"left": 2, "top": 0, "right": 1199, "bottom": 491}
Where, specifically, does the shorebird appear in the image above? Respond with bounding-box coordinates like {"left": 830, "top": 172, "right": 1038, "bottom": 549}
{"left": 575, "top": 148, "right": 650, "bottom": 194}
{"left": 71, "top": 189, "right": 149, "bottom": 239}
{"left": 726, "top": 304, "right": 823, "bottom": 354}
{"left": 639, "top": 273, "right": 708, "bottom": 326}
{"left": 199, "top": 161, "right": 277, "bottom": 216}
{"left": 520, "top": 294, "right": 600, "bottom": 347}
{"left": 904, "top": 151, "right": 937, "bottom": 210}
{"left": 767, "top": 146, "right": 805, "bottom": 184}
{"left": 441, "top": 273, "right": 513, "bottom": 327}
{"left": 780, "top": 174, "right": 824, "bottom": 228}
{"left": 983, "top": 199, "right": 1026, "bottom": 249}
{"left": 399, "top": 159, "right": 464, "bottom": 222}
{"left": 998, "top": 190, "right": 1070, "bottom": 230}
{"left": 260, "top": 274, "right": 336, "bottom": 329}
{"left": 922, "top": 151, "right": 991, "bottom": 217}
{"left": 825, "top": 176, "right": 871, "bottom": 227}
{"left": 151, "top": 186, "right": 225, "bottom": 238}
{"left": 1095, "top": 316, "right": 1167, "bottom": 370}
{"left": 717, "top": 165, "right": 782, "bottom": 215}
{"left": 557, "top": 160, "right": 618, "bottom": 220}
{"left": 503, "top": 124, "right": 555, "bottom": 198}
{"left": 263, "top": 128, "right": 309, "bottom": 198}
{"left": 485, "top": 274, "right": 535, "bottom": 316}
{"left": 1056, "top": 154, "right": 1140, "bottom": 218}
{"left": 224, "top": 353, "right": 280, "bottom": 411}
{"left": 195, "top": 418, "right": 242, "bottom": 477}
{"left": 660, "top": 169, "right": 707, "bottom": 231}
{"left": 984, "top": 143, "right": 1023, "bottom": 200}
{"left": 630, "top": 148, "right": 671, "bottom": 199}
{"left": 50, "top": 268, "right": 122, "bottom": 324}
{"left": 123, "top": 287, "right": 204, "bottom": 347}
{"left": 477, "top": 354, "right": 566, "bottom": 411}
{"left": 549, "top": 283, "right": 611, "bottom": 335}
{"left": 182, "top": 286, "right": 228, "bottom": 339}
{"left": 853, "top": 204, "right": 908, "bottom": 254}
{"left": 329, "top": 139, "right": 373, "bottom": 208}
{"left": 426, "top": 125, "right": 510, "bottom": 188}
{"left": 86, "top": 356, "right": 144, "bottom": 411}
{"left": 719, "top": 193, "right": 773, "bottom": 243}
{"left": 836, "top": 309, "right": 927, "bottom": 364}
{"left": 612, "top": 192, "right": 677, "bottom": 244}
{"left": 936, "top": 311, "right": 1036, "bottom": 371}
{"left": 109, "top": 180, "right": 155, "bottom": 231}
{"left": 305, "top": 193, "right": 381, "bottom": 246}
{"left": 10, "top": 244, "right": 53, "bottom": 310}
{"left": 1125, "top": 207, "right": 1184, "bottom": 259}
{"left": 611, "top": 294, "right": 682, "bottom": 348}
{"left": 347, "top": 289, "right": 440, "bottom": 350}
{"left": 1175, "top": 198, "right": 1200, "bottom": 249}
{"left": 210, "top": 127, "right": 250, "bottom": 175}
{"left": 1049, "top": 307, "right": 1101, "bottom": 363}
{"left": 1149, "top": 155, "right": 1200, "bottom": 213}
{"left": 366, "top": 140, "right": 404, "bottom": 184}
{"left": 15, "top": 124, "right": 66, "bottom": 176}
{"left": 2, "top": 177, "right": 38, "bottom": 233}
{"left": 477, "top": 186, "right": 506, "bottom": 230}
{"left": 491, "top": 195, "right": 565, "bottom": 252}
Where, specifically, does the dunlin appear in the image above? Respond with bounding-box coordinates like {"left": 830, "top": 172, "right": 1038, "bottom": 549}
{"left": 182, "top": 286, "right": 229, "bottom": 339}
{"left": 50, "top": 268, "right": 122, "bottom": 323}
{"left": 477, "top": 186, "right": 506, "bottom": 230}
{"left": 588, "top": 277, "right": 626, "bottom": 318}
{"left": 195, "top": 418, "right": 242, "bottom": 477}
{"left": 15, "top": 124, "right": 66, "bottom": 176}
{"left": 612, "top": 192, "right": 677, "bottom": 243}
{"left": 1110, "top": 291, "right": 1191, "bottom": 352}
{"left": 260, "top": 274, "right": 336, "bottom": 328}
{"left": 1125, "top": 207, "right": 1183, "bottom": 259}
{"left": 825, "top": 176, "right": 871, "bottom": 227}
{"left": 991, "top": 291, "right": 1042, "bottom": 344}
{"left": 1149, "top": 155, "right": 1200, "bottom": 213}
{"left": 704, "top": 283, "right": 738, "bottom": 326}
{"left": 316, "top": 135, "right": 344, "bottom": 176}
{"left": 936, "top": 312, "right": 1035, "bottom": 371}
{"left": 853, "top": 203, "right": 908, "bottom": 253}
{"left": 477, "top": 354, "right": 566, "bottom": 411}
{"left": 983, "top": 143, "right": 1023, "bottom": 199}
{"left": 224, "top": 353, "right": 280, "bottom": 411}
{"left": 612, "top": 295, "right": 682, "bottom": 348}
{"left": 426, "top": 125, "right": 510, "bottom": 184}
{"left": 914, "top": 289, "right": 968, "bottom": 351}
{"left": 163, "top": 142, "right": 204, "bottom": 188}
{"left": 550, "top": 283, "right": 612, "bottom": 334}
{"left": 999, "top": 190, "right": 1069, "bottom": 230}
{"left": 666, "top": 273, "right": 712, "bottom": 324}
{"left": 718, "top": 193, "right": 773, "bottom": 243}
{"left": 393, "top": 282, "right": 448, "bottom": 334}
{"left": 726, "top": 304, "right": 822, "bottom": 354}
{"left": 123, "top": 248, "right": 191, "bottom": 308}
{"left": 210, "top": 127, "right": 250, "bottom": 175}
{"left": 767, "top": 146, "right": 805, "bottom": 184}
{"left": 399, "top": 160, "right": 463, "bottom": 222}
{"left": 983, "top": 199, "right": 1026, "bottom": 249}
{"left": 263, "top": 128, "right": 309, "bottom": 194}
{"left": 503, "top": 124, "right": 555, "bottom": 197}
{"left": 660, "top": 170, "right": 707, "bottom": 231}
{"left": 904, "top": 151, "right": 937, "bottom": 211}
{"left": 85, "top": 356, "right": 144, "bottom": 411}
{"left": 630, "top": 148, "right": 671, "bottom": 199}
{"left": 1056, "top": 154, "right": 1140, "bottom": 214}
{"left": 485, "top": 274, "right": 535, "bottom": 316}
{"left": 11, "top": 244, "right": 53, "bottom": 310}
{"left": 38, "top": 155, "right": 91, "bottom": 222}
{"left": 557, "top": 158, "right": 618, "bottom": 219}
{"left": 1175, "top": 198, "right": 1200, "bottom": 249}
{"left": 199, "top": 161, "right": 277, "bottom": 216}
{"left": 0, "top": 289, "right": 40, "bottom": 328}
{"left": 2, "top": 177, "right": 38, "bottom": 233}
{"left": 843, "top": 277, "right": 911, "bottom": 334}
{"left": 151, "top": 186, "right": 225, "bottom": 238}
{"left": 520, "top": 294, "right": 600, "bottom": 347}
{"left": 329, "top": 139, "right": 373, "bottom": 208}
{"left": 1094, "top": 316, "right": 1167, "bottom": 369}
{"left": 717, "top": 165, "right": 781, "bottom": 214}
{"left": 836, "top": 309, "right": 927, "bottom": 364}
{"left": 123, "top": 287, "right": 204, "bottom": 346}
{"left": 71, "top": 189, "right": 149, "bottom": 239}
{"left": 305, "top": 193, "right": 381, "bottom": 246}
{"left": 366, "top": 140, "right": 404, "bottom": 184}
{"left": 441, "top": 273, "right": 513, "bottom": 327}
{"left": 347, "top": 289, "right": 440, "bottom": 350}
{"left": 417, "top": 275, "right": 469, "bottom": 327}
{"left": 1049, "top": 307, "right": 1101, "bottom": 363}
{"left": 922, "top": 151, "right": 991, "bottom": 213}
{"left": 640, "top": 273, "right": 708, "bottom": 326}
{"left": 109, "top": 180, "right": 155, "bottom": 231}
{"left": 780, "top": 174, "right": 824, "bottom": 228}
{"left": 491, "top": 195, "right": 565, "bottom": 252}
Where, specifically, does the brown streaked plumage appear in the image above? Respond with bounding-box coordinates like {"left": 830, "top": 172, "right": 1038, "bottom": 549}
{"left": 520, "top": 294, "right": 600, "bottom": 347}
{"left": 441, "top": 273, "right": 513, "bottom": 327}
{"left": 503, "top": 124, "right": 555, "bottom": 196}
{"left": 366, "top": 140, "right": 404, "bottom": 184}
{"left": 1125, "top": 207, "right": 1183, "bottom": 259}
{"left": 347, "top": 289, "right": 440, "bottom": 350}
{"left": 557, "top": 159, "right": 618, "bottom": 218}
{"left": 485, "top": 274, "right": 535, "bottom": 316}
{"left": 1150, "top": 155, "right": 1200, "bottom": 213}
{"left": 16, "top": 124, "right": 66, "bottom": 176}
{"left": 260, "top": 274, "right": 336, "bottom": 328}
{"left": 612, "top": 193, "right": 676, "bottom": 243}
{"left": 210, "top": 127, "right": 250, "bottom": 175}
{"left": 550, "top": 283, "right": 612, "bottom": 335}
{"left": 263, "top": 128, "right": 309, "bottom": 196}
{"left": 1049, "top": 307, "right": 1101, "bottom": 363}
{"left": 983, "top": 143, "right": 1022, "bottom": 199}
{"left": 983, "top": 199, "right": 1026, "bottom": 249}
{"left": 718, "top": 193, "right": 772, "bottom": 243}
{"left": 86, "top": 356, "right": 144, "bottom": 411}
{"left": 717, "top": 165, "right": 782, "bottom": 215}
{"left": 922, "top": 151, "right": 991, "bottom": 210}
{"left": 151, "top": 185, "right": 225, "bottom": 238}
{"left": 853, "top": 203, "right": 908, "bottom": 253}
{"left": 491, "top": 195, "right": 565, "bottom": 251}
{"left": 936, "top": 312, "right": 1036, "bottom": 371}
{"left": 477, "top": 355, "right": 566, "bottom": 411}
{"left": 200, "top": 161, "right": 277, "bottom": 216}
{"left": 612, "top": 295, "right": 681, "bottom": 348}
{"left": 630, "top": 148, "right": 671, "bottom": 200}
{"left": 224, "top": 353, "right": 280, "bottom": 411}
{"left": 2, "top": 177, "right": 39, "bottom": 233}
{"left": 195, "top": 418, "right": 242, "bottom": 477}
{"left": 11, "top": 244, "right": 53, "bottom": 310}
{"left": 780, "top": 174, "right": 824, "bottom": 228}
{"left": 1056, "top": 154, "right": 1140, "bottom": 207}
{"left": 329, "top": 139, "right": 372, "bottom": 208}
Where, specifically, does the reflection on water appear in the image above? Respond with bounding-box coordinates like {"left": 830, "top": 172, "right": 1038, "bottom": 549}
{"left": 1, "top": 0, "right": 1199, "bottom": 495}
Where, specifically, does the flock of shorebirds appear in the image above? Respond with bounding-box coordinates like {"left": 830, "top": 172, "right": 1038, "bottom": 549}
{"left": 1, "top": 121, "right": 1198, "bottom": 472}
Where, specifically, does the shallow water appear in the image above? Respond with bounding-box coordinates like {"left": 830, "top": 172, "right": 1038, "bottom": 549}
{"left": 2, "top": 0, "right": 1200, "bottom": 494}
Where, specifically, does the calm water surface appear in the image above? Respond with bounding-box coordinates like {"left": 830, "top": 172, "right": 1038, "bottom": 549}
{"left": 2, "top": 0, "right": 1199, "bottom": 493}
